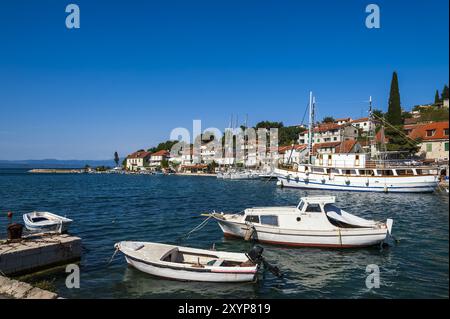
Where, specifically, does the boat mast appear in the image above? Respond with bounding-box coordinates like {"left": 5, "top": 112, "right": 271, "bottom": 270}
{"left": 308, "top": 92, "right": 315, "bottom": 164}
{"left": 368, "top": 96, "right": 376, "bottom": 159}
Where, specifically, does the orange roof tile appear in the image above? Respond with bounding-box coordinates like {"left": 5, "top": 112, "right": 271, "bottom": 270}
{"left": 405, "top": 121, "right": 449, "bottom": 141}
{"left": 127, "top": 151, "right": 151, "bottom": 159}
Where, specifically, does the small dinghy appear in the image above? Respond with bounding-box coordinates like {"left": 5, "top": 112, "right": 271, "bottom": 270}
{"left": 23, "top": 212, "right": 73, "bottom": 234}
{"left": 114, "top": 241, "right": 267, "bottom": 282}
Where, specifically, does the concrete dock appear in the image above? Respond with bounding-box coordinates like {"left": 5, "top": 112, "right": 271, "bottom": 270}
{"left": 0, "top": 234, "right": 81, "bottom": 276}
{"left": 0, "top": 276, "right": 58, "bottom": 299}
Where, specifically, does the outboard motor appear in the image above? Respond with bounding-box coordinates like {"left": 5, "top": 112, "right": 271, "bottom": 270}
{"left": 246, "top": 245, "right": 264, "bottom": 264}
{"left": 246, "top": 245, "right": 282, "bottom": 278}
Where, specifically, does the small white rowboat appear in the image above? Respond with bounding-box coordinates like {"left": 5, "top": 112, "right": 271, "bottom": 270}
{"left": 23, "top": 211, "right": 73, "bottom": 234}
{"left": 114, "top": 241, "right": 260, "bottom": 282}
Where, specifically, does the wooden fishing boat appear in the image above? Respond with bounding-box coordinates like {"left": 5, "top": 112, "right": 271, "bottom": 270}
{"left": 23, "top": 211, "right": 73, "bottom": 233}
{"left": 209, "top": 196, "right": 393, "bottom": 248}
{"left": 114, "top": 241, "right": 261, "bottom": 282}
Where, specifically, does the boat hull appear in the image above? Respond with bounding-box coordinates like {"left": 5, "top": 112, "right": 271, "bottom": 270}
{"left": 124, "top": 255, "right": 257, "bottom": 283}
{"left": 23, "top": 212, "right": 72, "bottom": 233}
{"left": 275, "top": 170, "right": 439, "bottom": 193}
{"left": 216, "top": 219, "right": 388, "bottom": 248}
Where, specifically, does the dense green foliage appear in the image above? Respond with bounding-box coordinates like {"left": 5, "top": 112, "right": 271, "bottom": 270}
{"left": 148, "top": 140, "right": 179, "bottom": 153}
{"left": 415, "top": 106, "right": 449, "bottom": 122}
{"left": 435, "top": 90, "right": 441, "bottom": 104}
{"left": 254, "top": 121, "right": 306, "bottom": 146}
{"left": 442, "top": 85, "right": 449, "bottom": 100}
{"left": 384, "top": 126, "right": 420, "bottom": 156}
{"left": 322, "top": 116, "right": 335, "bottom": 123}
{"left": 386, "top": 72, "right": 402, "bottom": 125}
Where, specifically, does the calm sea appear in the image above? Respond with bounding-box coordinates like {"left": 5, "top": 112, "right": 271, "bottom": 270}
{"left": 0, "top": 168, "right": 448, "bottom": 298}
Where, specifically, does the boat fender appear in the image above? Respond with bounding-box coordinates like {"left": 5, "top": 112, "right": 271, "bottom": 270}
{"left": 244, "top": 226, "right": 256, "bottom": 241}
{"left": 295, "top": 176, "right": 299, "bottom": 182}
{"left": 286, "top": 174, "right": 291, "bottom": 182}
{"left": 329, "top": 173, "right": 334, "bottom": 181}
{"left": 384, "top": 185, "right": 388, "bottom": 193}
{"left": 365, "top": 178, "right": 370, "bottom": 186}
{"left": 321, "top": 177, "right": 326, "bottom": 184}
{"left": 345, "top": 178, "right": 350, "bottom": 185}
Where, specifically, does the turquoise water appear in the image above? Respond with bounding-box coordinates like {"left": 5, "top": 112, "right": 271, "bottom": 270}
{"left": 0, "top": 169, "right": 448, "bottom": 298}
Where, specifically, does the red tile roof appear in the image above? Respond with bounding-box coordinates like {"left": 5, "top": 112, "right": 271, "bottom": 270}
{"left": 404, "top": 121, "right": 449, "bottom": 141}
{"left": 314, "top": 123, "right": 342, "bottom": 133}
{"left": 151, "top": 150, "right": 170, "bottom": 157}
{"left": 351, "top": 117, "right": 369, "bottom": 123}
{"left": 278, "top": 144, "right": 307, "bottom": 154}
{"left": 127, "top": 151, "right": 151, "bottom": 159}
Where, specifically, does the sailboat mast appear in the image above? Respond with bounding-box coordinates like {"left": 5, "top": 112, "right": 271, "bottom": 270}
{"left": 308, "top": 92, "right": 314, "bottom": 164}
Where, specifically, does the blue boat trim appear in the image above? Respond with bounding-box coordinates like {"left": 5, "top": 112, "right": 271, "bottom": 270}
{"left": 277, "top": 176, "right": 436, "bottom": 192}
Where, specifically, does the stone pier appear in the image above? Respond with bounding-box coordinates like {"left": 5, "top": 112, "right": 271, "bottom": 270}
{"left": 0, "top": 234, "right": 81, "bottom": 276}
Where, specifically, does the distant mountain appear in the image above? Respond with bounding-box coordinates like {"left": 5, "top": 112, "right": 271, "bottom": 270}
{"left": 0, "top": 159, "right": 116, "bottom": 169}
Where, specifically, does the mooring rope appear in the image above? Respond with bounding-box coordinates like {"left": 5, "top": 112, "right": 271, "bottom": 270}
{"left": 176, "top": 215, "right": 213, "bottom": 243}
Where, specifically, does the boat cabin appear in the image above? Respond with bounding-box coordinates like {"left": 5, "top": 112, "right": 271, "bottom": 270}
{"left": 242, "top": 196, "right": 374, "bottom": 230}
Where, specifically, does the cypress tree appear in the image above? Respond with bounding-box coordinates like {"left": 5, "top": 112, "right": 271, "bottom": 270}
{"left": 387, "top": 71, "right": 402, "bottom": 125}
{"left": 442, "top": 85, "right": 449, "bottom": 100}
{"left": 434, "top": 90, "right": 441, "bottom": 104}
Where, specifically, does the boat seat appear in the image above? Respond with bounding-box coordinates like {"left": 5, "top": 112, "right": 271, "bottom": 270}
{"left": 161, "top": 248, "right": 184, "bottom": 263}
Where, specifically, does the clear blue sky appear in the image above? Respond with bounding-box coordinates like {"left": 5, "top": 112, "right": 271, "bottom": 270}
{"left": 0, "top": 0, "right": 448, "bottom": 160}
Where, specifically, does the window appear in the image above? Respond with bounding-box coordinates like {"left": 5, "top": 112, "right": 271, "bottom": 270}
{"left": 260, "top": 215, "right": 279, "bottom": 226}
{"left": 305, "top": 204, "right": 322, "bottom": 213}
{"left": 444, "top": 129, "right": 449, "bottom": 136}
{"left": 426, "top": 130, "right": 435, "bottom": 137}
{"left": 426, "top": 143, "right": 432, "bottom": 152}
{"left": 445, "top": 142, "right": 449, "bottom": 152}
{"left": 245, "top": 215, "right": 259, "bottom": 223}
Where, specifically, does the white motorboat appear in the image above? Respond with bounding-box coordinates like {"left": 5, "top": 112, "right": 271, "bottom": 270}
{"left": 114, "top": 241, "right": 261, "bottom": 282}
{"left": 209, "top": 196, "right": 393, "bottom": 248}
{"left": 23, "top": 211, "right": 73, "bottom": 233}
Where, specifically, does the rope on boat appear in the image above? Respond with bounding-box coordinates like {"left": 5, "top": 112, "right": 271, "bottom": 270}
{"left": 107, "top": 247, "right": 120, "bottom": 265}
{"left": 176, "top": 215, "right": 213, "bottom": 243}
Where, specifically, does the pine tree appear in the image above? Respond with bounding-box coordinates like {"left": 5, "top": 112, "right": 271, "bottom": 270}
{"left": 434, "top": 90, "right": 441, "bottom": 105}
{"left": 386, "top": 71, "right": 402, "bottom": 125}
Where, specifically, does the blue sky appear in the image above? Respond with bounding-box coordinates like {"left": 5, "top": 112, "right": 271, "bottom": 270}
{"left": 0, "top": 0, "right": 448, "bottom": 160}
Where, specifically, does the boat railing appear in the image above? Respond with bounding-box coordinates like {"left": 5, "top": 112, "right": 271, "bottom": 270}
{"left": 366, "top": 160, "right": 439, "bottom": 169}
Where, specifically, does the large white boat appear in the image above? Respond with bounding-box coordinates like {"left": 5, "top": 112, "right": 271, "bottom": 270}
{"left": 274, "top": 93, "right": 439, "bottom": 193}
{"left": 274, "top": 156, "right": 439, "bottom": 193}
{"left": 209, "top": 196, "right": 393, "bottom": 248}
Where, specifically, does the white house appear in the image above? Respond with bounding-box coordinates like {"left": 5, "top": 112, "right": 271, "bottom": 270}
{"left": 126, "top": 151, "right": 152, "bottom": 171}
{"left": 334, "top": 117, "right": 352, "bottom": 126}
{"left": 149, "top": 150, "right": 170, "bottom": 167}
{"left": 299, "top": 123, "right": 359, "bottom": 145}
{"left": 351, "top": 117, "right": 373, "bottom": 133}
{"left": 405, "top": 121, "right": 449, "bottom": 161}
{"left": 278, "top": 145, "right": 308, "bottom": 165}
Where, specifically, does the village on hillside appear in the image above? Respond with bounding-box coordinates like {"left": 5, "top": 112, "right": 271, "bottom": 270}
{"left": 122, "top": 76, "right": 449, "bottom": 176}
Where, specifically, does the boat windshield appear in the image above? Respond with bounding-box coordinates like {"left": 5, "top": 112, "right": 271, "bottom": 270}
{"left": 297, "top": 200, "right": 305, "bottom": 211}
